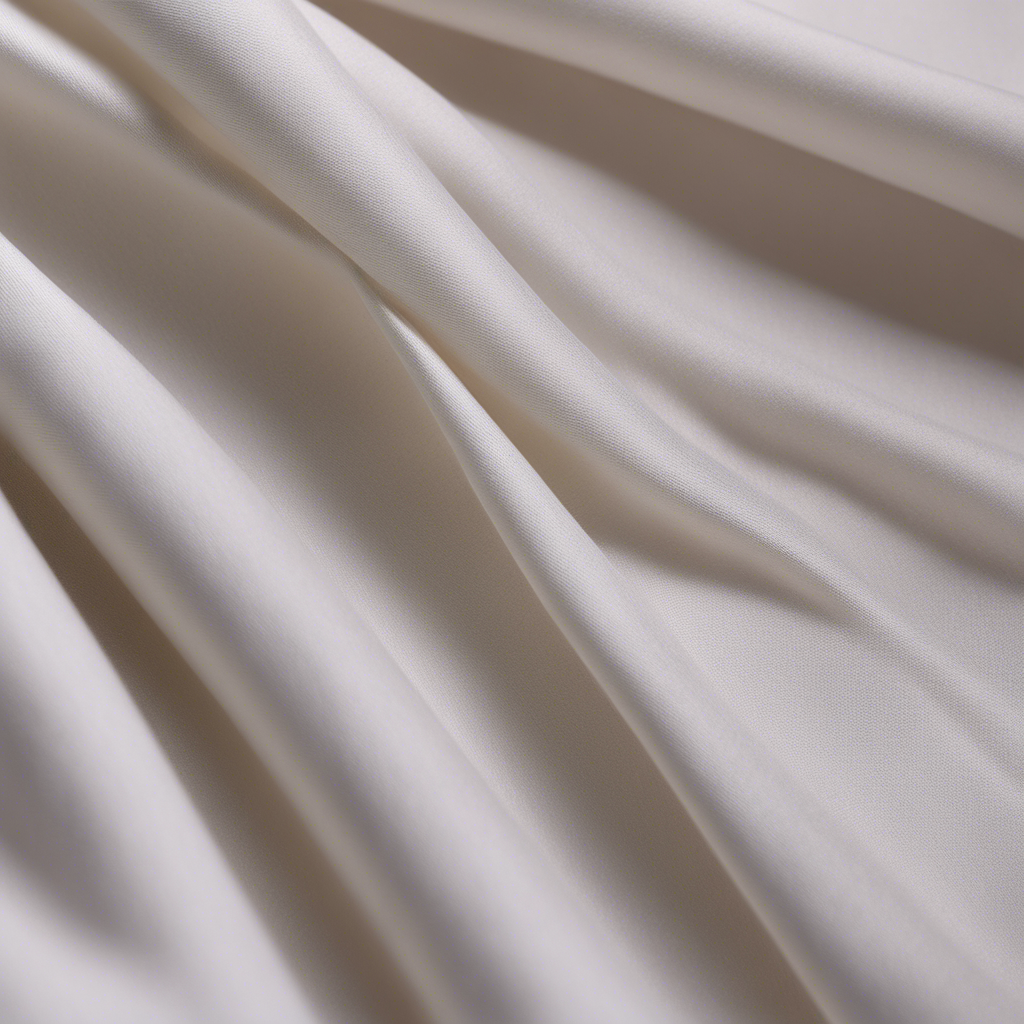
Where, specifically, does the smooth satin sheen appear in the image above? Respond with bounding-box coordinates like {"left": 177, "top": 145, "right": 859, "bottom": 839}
{"left": 0, "top": 1, "right": 1021, "bottom": 1022}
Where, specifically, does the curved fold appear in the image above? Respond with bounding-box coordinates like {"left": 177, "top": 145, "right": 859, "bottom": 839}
{"left": 355, "top": 277, "right": 1022, "bottom": 1024}
{"left": 0, "top": 491, "right": 316, "bottom": 1023}
{"left": 0, "top": 855, "right": 189, "bottom": 1024}
{"left": 0, "top": 233, "right": 678, "bottom": 1024}
{"left": 2, "top": 5, "right": 1021, "bottom": 1021}
{"left": 9, "top": 0, "right": 1023, "bottom": 584}
{"left": 297, "top": 0, "right": 1024, "bottom": 578}
{"left": 352, "top": 0, "right": 1024, "bottom": 239}
{"left": 74, "top": 0, "right": 1023, "bottom": 786}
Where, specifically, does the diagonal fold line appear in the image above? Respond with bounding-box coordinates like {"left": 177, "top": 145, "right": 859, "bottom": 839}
{"left": 353, "top": 272, "right": 1022, "bottom": 1024}
{"left": 0, "top": 484, "right": 318, "bottom": 1023}
{"left": 0, "top": 232, "right": 679, "bottom": 1024}
{"left": 295, "top": 0, "right": 1024, "bottom": 580}
{"left": 12, "top": 0, "right": 1024, "bottom": 588}
{"left": 66, "top": 0, "right": 1024, "bottom": 785}
{"left": 347, "top": 0, "right": 1024, "bottom": 238}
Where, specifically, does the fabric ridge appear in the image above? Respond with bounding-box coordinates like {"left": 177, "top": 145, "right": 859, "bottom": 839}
{"left": 0, "top": 1, "right": 1021, "bottom": 1023}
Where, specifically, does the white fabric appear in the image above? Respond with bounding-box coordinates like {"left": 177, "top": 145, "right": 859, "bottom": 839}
{"left": 0, "top": 1, "right": 1021, "bottom": 1022}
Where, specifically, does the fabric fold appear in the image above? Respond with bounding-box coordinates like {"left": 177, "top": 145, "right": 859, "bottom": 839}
{"left": 351, "top": 0, "right": 1024, "bottom": 239}
{"left": 355, "top": 272, "right": 1022, "bottom": 1024}
{"left": 298, "top": 0, "right": 1024, "bottom": 580}
{"left": 0, "top": 232, "right": 678, "bottom": 1024}
{"left": 74, "top": 0, "right": 1022, "bottom": 788}
{"left": 0, "top": 480, "right": 317, "bottom": 1024}
{"left": 1, "top": 3, "right": 1021, "bottom": 1022}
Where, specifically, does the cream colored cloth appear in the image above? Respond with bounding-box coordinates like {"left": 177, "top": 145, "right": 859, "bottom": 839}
{"left": 0, "top": 1, "right": 1021, "bottom": 1022}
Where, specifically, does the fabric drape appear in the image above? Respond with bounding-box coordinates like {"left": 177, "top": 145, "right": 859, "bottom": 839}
{"left": 0, "top": 1, "right": 1021, "bottom": 1022}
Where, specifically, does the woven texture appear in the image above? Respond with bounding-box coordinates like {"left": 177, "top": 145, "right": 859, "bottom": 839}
{"left": 0, "top": 1, "right": 1021, "bottom": 1021}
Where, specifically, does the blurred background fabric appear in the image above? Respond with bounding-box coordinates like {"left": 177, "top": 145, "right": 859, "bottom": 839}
{"left": 0, "top": 1, "right": 1021, "bottom": 1021}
